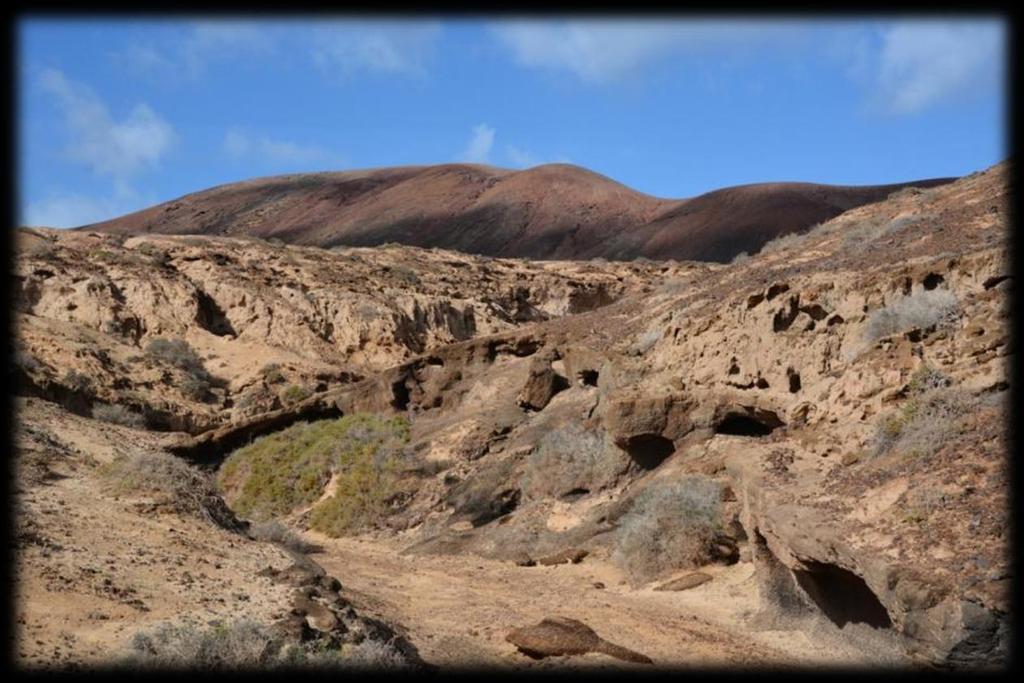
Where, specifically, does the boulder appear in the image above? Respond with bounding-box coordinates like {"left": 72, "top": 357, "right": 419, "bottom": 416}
{"left": 506, "top": 616, "right": 652, "bottom": 664}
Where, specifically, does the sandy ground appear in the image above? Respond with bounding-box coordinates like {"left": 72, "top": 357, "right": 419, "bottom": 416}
{"left": 312, "top": 532, "right": 902, "bottom": 670}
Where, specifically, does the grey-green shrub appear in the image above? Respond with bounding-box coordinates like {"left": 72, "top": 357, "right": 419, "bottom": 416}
{"left": 249, "top": 520, "right": 315, "bottom": 553}
{"left": 612, "top": 476, "right": 723, "bottom": 585}
{"left": 864, "top": 289, "right": 959, "bottom": 343}
{"left": 522, "top": 423, "right": 622, "bottom": 499}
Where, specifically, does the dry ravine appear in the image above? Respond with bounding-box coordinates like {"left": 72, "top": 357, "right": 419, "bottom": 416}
{"left": 12, "top": 161, "right": 1010, "bottom": 671}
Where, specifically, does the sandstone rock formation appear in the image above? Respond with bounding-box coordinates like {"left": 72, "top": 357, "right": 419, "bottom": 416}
{"left": 13, "top": 161, "right": 1009, "bottom": 670}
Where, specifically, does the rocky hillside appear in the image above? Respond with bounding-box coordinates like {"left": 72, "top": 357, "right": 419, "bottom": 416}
{"left": 13, "top": 161, "right": 1008, "bottom": 670}
{"left": 76, "top": 163, "right": 954, "bottom": 262}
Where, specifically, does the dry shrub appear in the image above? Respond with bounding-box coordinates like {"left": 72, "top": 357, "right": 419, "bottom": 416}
{"left": 758, "top": 231, "right": 808, "bottom": 255}
{"left": 64, "top": 369, "right": 92, "bottom": 393}
{"left": 145, "top": 337, "right": 213, "bottom": 401}
{"left": 92, "top": 403, "right": 147, "bottom": 429}
{"left": 101, "top": 451, "right": 240, "bottom": 531}
{"left": 612, "top": 476, "right": 723, "bottom": 586}
{"left": 873, "top": 385, "right": 980, "bottom": 459}
{"left": 126, "top": 619, "right": 411, "bottom": 670}
{"left": 249, "top": 519, "right": 316, "bottom": 553}
{"left": 864, "top": 288, "right": 959, "bottom": 343}
{"left": 522, "top": 423, "right": 622, "bottom": 499}
{"left": 128, "top": 619, "right": 281, "bottom": 670}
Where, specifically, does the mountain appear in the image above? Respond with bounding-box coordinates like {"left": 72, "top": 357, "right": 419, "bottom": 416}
{"left": 77, "top": 163, "right": 955, "bottom": 262}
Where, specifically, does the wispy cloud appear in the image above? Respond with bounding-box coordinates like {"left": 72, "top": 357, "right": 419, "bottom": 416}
{"left": 310, "top": 21, "right": 442, "bottom": 80}
{"left": 459, "top": 123, "right": 495, "bottom": 163}
{"left": 869, "top": 21, "right": 1004, "bottom": 115}
{"left": 222, "top": 127, "right": 344, "bottom": 169}
{"left": 489, "top": 20, "right": 804, "bottom": 84}
{"left": 39, "top": 68, "right": 176, "bottom": 178}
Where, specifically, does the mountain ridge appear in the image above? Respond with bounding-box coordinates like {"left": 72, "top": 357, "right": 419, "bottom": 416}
{"left": 75, "top": 162, "right": 957, "bottom": 262}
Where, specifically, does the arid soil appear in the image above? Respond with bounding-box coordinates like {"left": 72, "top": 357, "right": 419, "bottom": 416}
{"left": 312, "top": 532, "right": 907, "bottom": 669}
{"left": 76, "top": 163, "right": 953, "bottom": 262}
{"left": 12, "top": 161, "right": 1009, "bottom": 670}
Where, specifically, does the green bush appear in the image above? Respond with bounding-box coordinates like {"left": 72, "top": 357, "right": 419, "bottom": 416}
{"left": 218, "top": 414, "right": 410, "bottom": 529}
{"left": 612, "top": 476, "right": 723, "bottom": 586}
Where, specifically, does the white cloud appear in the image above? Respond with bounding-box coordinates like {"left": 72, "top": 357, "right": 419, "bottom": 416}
{"left": 311, "top": 21, "right": 442, "bottom": 79}
{"left": 459, "top": 124, "right": 495, "bottom": 163}
{"left": 222, "top": 127, "right": 344, "bottom": 168}
{"left": 871, "top": 21, "right": 1004, "bottom": 115}
{"left": 39, "top": 68, "right": 176, "bottom": 178}
{"left": 23, "top": 182, "right": 152, "bottom": 229}
{"left": 490, "top": 20, "right": 803, "bottom": 83}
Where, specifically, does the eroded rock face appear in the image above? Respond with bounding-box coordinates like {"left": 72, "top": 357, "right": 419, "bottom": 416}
{"left": 12, "top": 162, "right": 1010, "bottom": 669}
{"left": 516, "top": 352, "right": 568, "bottom": 411}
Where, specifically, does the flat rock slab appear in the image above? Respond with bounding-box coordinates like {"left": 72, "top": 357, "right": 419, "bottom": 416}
{"left": 654, "top": 572, "right": 713, "bottom": 592}
{"left": 506, "top": 616, "right": 653, "bottom": 664}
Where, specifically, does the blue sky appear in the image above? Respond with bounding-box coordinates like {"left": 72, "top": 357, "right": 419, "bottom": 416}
{"left": 19, "top": 16, "right": 1007, "bottom": 228}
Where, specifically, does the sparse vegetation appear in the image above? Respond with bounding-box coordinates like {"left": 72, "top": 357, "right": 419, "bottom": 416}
{"left": 612, "top": 476, "right": 723, "bottom": 586}
{"left": 101, "top": 451, "right": 238, "bottom": 529}
{"left": 218, "top": 414, "right": 411, "bottom": 533}
{"left": 261, "top": 363, "right": 285, "bottom": 384}
{"left": 126, "top": 618, "right": 409, "bottom": 670}
{"left": 522, "top": 423, "right": 622, "bottom": 499}
{"left": 280, "top": 384, "right": 311, "bottom": 405}
{"left": 248, "top": 519, "right": 316, "bottom": 553}
{"left": 758, "top": 231, "right": 808, "bottom": 255}
{"left": 729, "top": 251, "right": 750, "bottom": 265}
{"left": 92, "top": 403, "right": 147, "bottom": 429}
{"left": 873, "top": 372, "right": 980, "bottom": 459}
{"left": 864, "top": 288, "right": 959, "bottom": 342}
{"left": 64, "top": 369, "right": 92, "bottom": 393}
{"left": 145, "top": 338, "right": 207, "bottom": 376}
{"left": 181, "top": 374, "right": 212, "bottom": 402}
{"left": 388, "top": 265, "right": 421, "bottom": 286}
{"left": 146, "top": 337, "right": 214, "bottom": 400}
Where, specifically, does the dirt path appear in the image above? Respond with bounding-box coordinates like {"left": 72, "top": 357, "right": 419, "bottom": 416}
{"left": 312, "top": 533, "right": 884, "bottom": 670}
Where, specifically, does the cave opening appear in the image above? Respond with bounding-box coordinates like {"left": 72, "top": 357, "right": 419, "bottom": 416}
{"left": 391, "top": 379, "right": 411, "bottom": 411}
{"left": 792, "top": 561, "right": 893, "bottom": 629}
{"left": 580, "top": 370, "right": 599, "bottom": 387}
{"left": 715, "top": 411, "right": 782, "bottom": 437}
{"left": 622, "top": 434, "right": 675, "bottom": 469}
